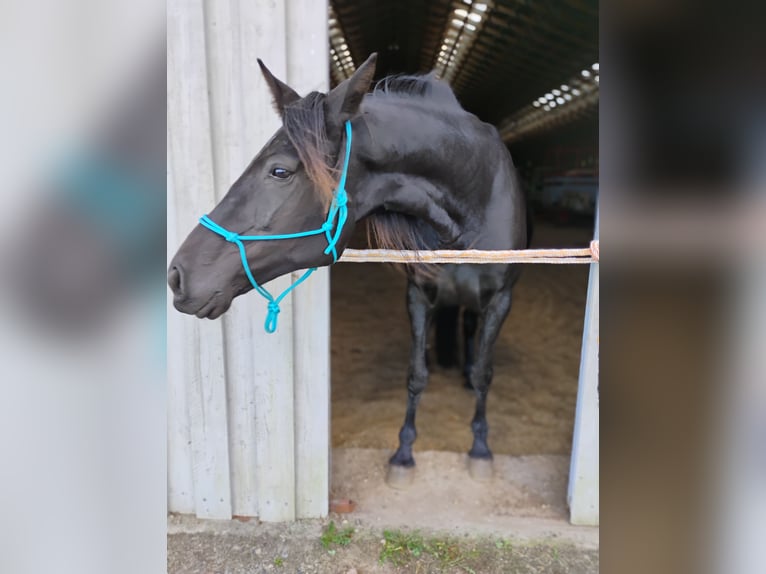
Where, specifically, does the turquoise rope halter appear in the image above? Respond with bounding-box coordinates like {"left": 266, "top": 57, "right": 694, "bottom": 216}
{"left": 199, "top": 120, "right": 352, "bottom": 333}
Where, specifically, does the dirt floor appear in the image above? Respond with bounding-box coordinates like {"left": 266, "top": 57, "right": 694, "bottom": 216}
{"left": 168, "top": 515, "right": 598, "bottom": 574}
{"left": 329, "top": 448, "right": 597, "bottom": 540}
{"left": 330, "top": 222, "right": 593, "bottom": 457}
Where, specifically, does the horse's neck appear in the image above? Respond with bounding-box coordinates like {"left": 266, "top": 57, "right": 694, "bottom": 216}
{"left": 352, "top": 102, "right": 501, "bottom": 248}
{"left": 354, "top": 102, "right": 512, "bottom": 248}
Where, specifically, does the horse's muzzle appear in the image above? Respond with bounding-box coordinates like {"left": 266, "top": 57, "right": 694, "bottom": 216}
{"left": 167, "top": 265, "right": 183, "bottom": 296}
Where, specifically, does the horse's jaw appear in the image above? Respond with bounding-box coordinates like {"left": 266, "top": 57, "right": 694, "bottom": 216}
{"left": 172, "top": 288, "right": 234, "bottom": 320}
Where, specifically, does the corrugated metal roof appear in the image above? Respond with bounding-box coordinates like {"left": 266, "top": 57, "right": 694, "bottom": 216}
{"left": 330, "top": 0, "right": 597, "bottom": 142}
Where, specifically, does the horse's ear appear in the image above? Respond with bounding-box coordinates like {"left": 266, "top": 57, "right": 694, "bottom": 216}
{"left": 326, "top": 53, "right": 377, "bottom": 124}
{"left": 258, "top": 59, "right": 301, "bottom": 117}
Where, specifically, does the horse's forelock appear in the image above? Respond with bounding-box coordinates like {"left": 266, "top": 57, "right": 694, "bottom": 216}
{"left": 282, "top": 92, "right": 338, "bottom": 207}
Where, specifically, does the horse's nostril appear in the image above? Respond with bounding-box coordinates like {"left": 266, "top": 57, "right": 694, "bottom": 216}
{"left": 168, "top": 265, "right": 183, "bottom": 294}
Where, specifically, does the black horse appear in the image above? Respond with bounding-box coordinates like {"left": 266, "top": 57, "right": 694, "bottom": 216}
{"left": 168, "top": 54, "right": 526, "bottom": 485}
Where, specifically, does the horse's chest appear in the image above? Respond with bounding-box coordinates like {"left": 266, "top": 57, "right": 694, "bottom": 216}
{"left": 432, "top": 264, "right": 505, "bottom": 311}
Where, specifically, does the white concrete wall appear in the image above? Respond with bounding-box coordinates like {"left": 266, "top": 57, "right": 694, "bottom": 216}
{"left": 167, "top": 0, "right": 329, "bottom": 521}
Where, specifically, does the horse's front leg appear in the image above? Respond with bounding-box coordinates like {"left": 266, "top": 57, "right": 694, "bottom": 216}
{"left": 467, "top": 287, "right": 513, "bottom": 480}
{"left": 462, "top": 309, "right": 478, "bottom": 388}
{"left": 387, "top": 280, "right": 434, "bottom": 488}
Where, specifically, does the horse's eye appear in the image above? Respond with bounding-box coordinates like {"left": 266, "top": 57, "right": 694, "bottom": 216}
{"left": 270, "top": 167, "right": 292, "bottom": 180}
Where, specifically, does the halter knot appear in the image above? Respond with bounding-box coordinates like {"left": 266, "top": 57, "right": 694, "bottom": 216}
{"left": 264, "top": 301, "right": 281, "bottom": 333}
{"left": 223, "top": 231, "right": 239, "bottom": 243}
{"left": 321, "top": 222, "right": 333, "bottom": 232}
{"left": 335, "top": 190, "right": 348, "bottom": 207}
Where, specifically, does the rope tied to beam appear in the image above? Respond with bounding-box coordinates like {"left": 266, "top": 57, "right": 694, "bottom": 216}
{"left": 590, "top": 240, "right": 599, "bottom": 262}
{"left": 337, "top": 240, "right": 600, "bottom": 265}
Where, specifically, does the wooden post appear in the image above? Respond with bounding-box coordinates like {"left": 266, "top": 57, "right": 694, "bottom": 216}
{"left": 568, "top": 210, "right": 599, "bottom": 525}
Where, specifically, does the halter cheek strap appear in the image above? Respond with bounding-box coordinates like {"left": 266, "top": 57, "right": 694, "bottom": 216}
{"left": 198, "top": 120, "right": 353, "bottom": 333}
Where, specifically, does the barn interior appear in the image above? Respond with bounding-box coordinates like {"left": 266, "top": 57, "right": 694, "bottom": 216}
{"left": 327, "top": 0, "right": 598, "bottom": 523}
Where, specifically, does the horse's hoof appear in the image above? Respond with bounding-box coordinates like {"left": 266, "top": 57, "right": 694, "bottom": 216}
{"left": 386, "top": 464, "right": 415, "bottom": 489}
{"left": 467, "top": 457, "right": 494, "bottom": 481}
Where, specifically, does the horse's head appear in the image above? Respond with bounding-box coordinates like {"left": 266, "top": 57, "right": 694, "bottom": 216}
{"left": 169, "top": 54, "right": 377, "bottom": 319}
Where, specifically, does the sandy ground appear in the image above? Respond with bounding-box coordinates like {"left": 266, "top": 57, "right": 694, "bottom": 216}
{"left": 330, "top": 222, "right": 593, "bottom": 457}
{"left": 330, "top": 448, "right": 598, "bottom": 545}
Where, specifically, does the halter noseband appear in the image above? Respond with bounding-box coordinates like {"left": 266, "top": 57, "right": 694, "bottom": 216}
{"left": 198, "top": 120, "right": 352, "bottom": 333}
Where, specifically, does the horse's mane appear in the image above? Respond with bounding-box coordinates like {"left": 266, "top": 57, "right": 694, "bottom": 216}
{"left": 367, "top": 74, "right": 456, "bottom": 258}
{"left": 283, "top": 74, "right": 459, "bottom": 260}
{"left": 371, "top": 73, "right": 462, "bottom": 109}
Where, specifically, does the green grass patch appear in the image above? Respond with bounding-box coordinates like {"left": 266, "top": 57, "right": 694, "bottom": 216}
{"left": 379, "top": 529, "right": 480, "bottom": 571}
{"left": 320, "top": 521, "right": 355, "bottom": 551}
{"left": 313, "top": 524, "right": 593, "bottom": 572}
{"left": 494, "top": 537, "right": 513, "bottom": 550}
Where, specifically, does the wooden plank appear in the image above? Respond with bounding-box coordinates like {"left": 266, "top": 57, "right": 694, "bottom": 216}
{"left": 202, "top": 0, "right": 261, "bottom": 519}
{"left": 166, "top": 137, "right": 195, "bottom": 515}
{"left": 291, "top": 267, "right": 330, "bottom": 519}
{"left": 568, "top": 210, "right": 599, "bottom": 525}
{"left": 168, "top": 0, "right": 232, "bottom": 519}
{"left": 286, "top": 0, "right": 331, "bottom": 519}
{"left": 238, "top": 0, "right": 297, "bottom": 523}
{"left": 186, "top": 319, "right": 232, "bottom": 519}
{"left": 286, "top": 0, "right": 330, "bottom": 95}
